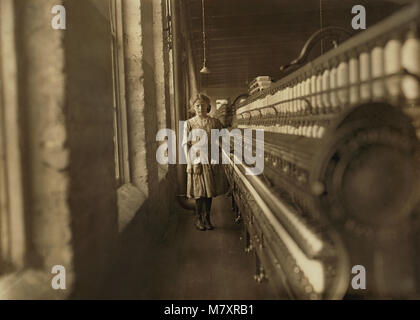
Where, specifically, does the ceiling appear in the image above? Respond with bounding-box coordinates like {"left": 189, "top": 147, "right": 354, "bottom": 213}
{"left": 184, "top": 0, "right": 410, "bottom": 90}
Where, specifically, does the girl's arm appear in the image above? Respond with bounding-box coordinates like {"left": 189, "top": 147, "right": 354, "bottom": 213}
{"left": 181, "top": 121, "right": 192, "bottom": 170}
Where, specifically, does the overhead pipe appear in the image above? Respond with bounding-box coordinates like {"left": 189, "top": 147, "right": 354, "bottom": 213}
{"left": 170, "top": 0, "right": 195, "bottom": 210}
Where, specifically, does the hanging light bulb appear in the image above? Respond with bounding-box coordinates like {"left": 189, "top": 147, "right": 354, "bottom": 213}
{"left": 200, "top": 0, "right": 211, "bottom": 74}
{"left": 200, "top": 65, "right": 210, "bottom": 74}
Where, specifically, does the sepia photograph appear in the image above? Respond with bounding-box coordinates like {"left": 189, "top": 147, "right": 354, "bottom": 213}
{"left": 0, "top": 0, "right": 420, "bottom": 304}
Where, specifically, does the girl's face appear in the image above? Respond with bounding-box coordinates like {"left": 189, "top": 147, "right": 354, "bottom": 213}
{"left": 194, "top": 100, "right": 209, "bottom": 117}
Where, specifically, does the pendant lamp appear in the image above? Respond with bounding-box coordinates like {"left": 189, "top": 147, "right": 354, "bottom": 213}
{"left": 200, "top": 0, "right": 210, "bottom": 74}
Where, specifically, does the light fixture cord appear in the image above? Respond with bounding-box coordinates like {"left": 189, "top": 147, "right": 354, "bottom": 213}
{"left": 201, "top": 0, "right": 207, "bottom": 65}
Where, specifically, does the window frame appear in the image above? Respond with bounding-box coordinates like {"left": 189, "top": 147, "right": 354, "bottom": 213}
{"left": 109, "top": 0, "right": 131, "bottom": 187}
{"left": 0, "top": 0, "right": 26, "bottom": 273}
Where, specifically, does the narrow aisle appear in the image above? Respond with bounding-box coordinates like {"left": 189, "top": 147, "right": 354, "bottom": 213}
{"left": 102, "top": 194, "right": 277, "bottom": 299}
{"left": 155, "top": 195, "right": 276, "bottom": 299}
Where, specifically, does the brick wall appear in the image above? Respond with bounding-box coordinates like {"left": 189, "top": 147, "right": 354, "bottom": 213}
{"left": 63, "top": 0, "right": 119, "bottom": 296}
{"left": 14, "top": 0, "right": 74, "bottom": 296}
{"left": 1, "top": 0, "right": 177, "bottom": 299}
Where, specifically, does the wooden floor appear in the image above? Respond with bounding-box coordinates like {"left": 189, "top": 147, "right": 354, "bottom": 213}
{"left": 101, "top": 194, "right": 277, "bottom": 299}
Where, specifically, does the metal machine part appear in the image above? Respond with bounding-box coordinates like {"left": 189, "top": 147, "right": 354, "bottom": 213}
{"left": 224, "top": 2, "right": 420, "bottom": 299}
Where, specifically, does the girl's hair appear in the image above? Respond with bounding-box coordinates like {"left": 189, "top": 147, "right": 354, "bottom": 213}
{"left": 189, "top": 93, "right": 212, "bottom": 113}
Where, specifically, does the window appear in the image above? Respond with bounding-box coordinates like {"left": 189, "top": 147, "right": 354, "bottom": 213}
{"left": 109, "top": 0, "right": 130, "bottom": 187}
